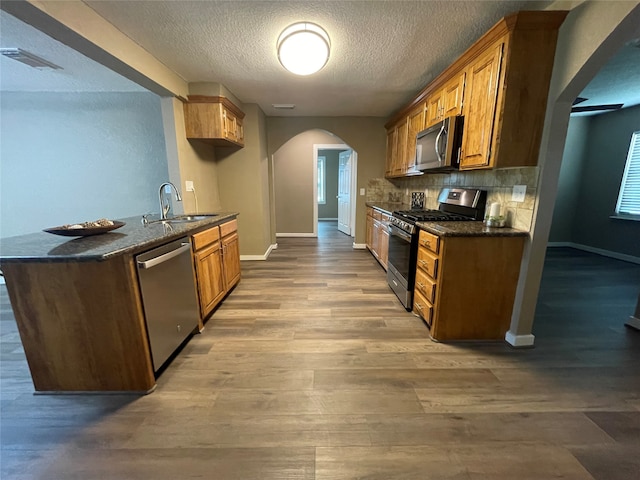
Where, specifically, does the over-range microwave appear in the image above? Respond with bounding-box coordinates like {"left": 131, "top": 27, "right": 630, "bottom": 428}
{"left": 415, "top": 115, "right": 464, "bottom": 172}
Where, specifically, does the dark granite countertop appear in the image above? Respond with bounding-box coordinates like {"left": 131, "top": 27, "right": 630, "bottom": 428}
{"left": 417, "top": 221, "right": 528, "bottom": 237}
{"left": 365, "top": 202, "right": 409, "bottom": 215}
{"left": 0, "top": 212, "right": 238, "bottom": 264}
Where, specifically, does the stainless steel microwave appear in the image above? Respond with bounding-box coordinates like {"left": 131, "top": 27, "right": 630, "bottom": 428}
{"left": 415, "top": 115, "right": 464, "bottom": 172}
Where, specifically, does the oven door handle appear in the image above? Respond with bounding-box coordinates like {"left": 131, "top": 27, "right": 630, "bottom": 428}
{"left": 390, "top": 225, "right": 412, "bottom": 242}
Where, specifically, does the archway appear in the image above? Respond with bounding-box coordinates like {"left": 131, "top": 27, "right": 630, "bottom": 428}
{"left": 507, "top": 2, "right": 640, "bottom": 346}
{"left": 272, "top": 129, "right": 357, "bottom": 240}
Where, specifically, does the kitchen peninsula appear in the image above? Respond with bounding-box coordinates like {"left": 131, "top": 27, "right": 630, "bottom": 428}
{"left": 0, "top": 213, "right": 238, "bottom": 394}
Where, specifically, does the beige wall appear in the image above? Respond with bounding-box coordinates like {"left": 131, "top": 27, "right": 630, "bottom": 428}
{"left": 161, "top": 97, "right": 222, "bottom": 215}
{"left": 267, "top": 117, "right": 387, "bottom": 244}
{"left": 216, "top": 104, "right": 272, "bottom": 257}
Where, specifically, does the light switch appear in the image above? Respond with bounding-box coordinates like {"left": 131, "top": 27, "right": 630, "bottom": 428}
{"left": 185, "top": 180, "right": 194, "bottom": 192}
{"left": 512, "top": 185, "right": 526, "bottom": 202}
{"left": 359, "top": 188, "right": 365, "bottom": 196}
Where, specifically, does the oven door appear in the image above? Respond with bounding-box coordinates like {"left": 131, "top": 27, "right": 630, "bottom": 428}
{"left": 386, "top": 224, "right": 417, "bottom": 309}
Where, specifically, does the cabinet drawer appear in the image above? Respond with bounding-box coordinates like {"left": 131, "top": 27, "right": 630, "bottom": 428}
{"left": 416, "top": 247, "right": 438, "bottom": 279}
{"left": 415, "top": 268, "right": 436, "bottom": 303}
{"left": 381, "top": 213, "right": 392, "bottom": 224}
{"left": 413, "top": 289, "right": 434, "bottom": 327}
{"left": 373, "top": 209, "right": 383, "bottom": 221}
{"left": 220, "top": 219, "right": 238, "bottom": 237}
{"left": 418, "top": 230, "right": 440, "bottom": 254}
{"left": 192, "top": 226, "right": 220, "bottom": 251}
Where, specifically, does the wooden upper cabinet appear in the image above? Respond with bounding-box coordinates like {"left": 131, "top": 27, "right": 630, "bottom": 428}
{"left": 442, "top": 72, "right": 465, "bottom": 118}
{"left": 406, "top": 104, "right": 426, "bottom": 171}
{"left": 183, "top": 96, "right": 245, "bottom": 147}
{"left": 425, "top": 73, "right": 464, "bottom": 127}
{"left": 393, "top": 119, "right": 409, "bottom": 175}
{"left": 385, "top": 10, "right": 567, "bottom": 173}
{"left": 459, "top": 42, "right": 504, "bottom": 170}
{"left": 426, "top": 92, "right": 444, "bottom": 127}
{"left": 385, "top": 128, "right": 397, "bottom": 177}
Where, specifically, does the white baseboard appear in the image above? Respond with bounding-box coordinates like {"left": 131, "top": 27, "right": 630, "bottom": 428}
{"left": 547, "top": 241, "right": 640, "bottom": 265}
{"left": 352, "top": 243, "right": 367, "bottom": 250}
{"left": 505, "top": 331, "right": 535, "bottom": 348}
{"left": 240, "top": 243, "right": 278, "bottom": 261}
{"left": 319, "top": 218, "right": 338, "bottom": 221}
{"left": 625, "top": 316, "right": 640, "bottom": 331}
{"left": 276, "top": 233, "right": 316, "bottom": 238}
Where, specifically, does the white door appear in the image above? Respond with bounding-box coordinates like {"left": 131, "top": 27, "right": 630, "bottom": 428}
{"left": 338, "top": 150, "right": 352, "bottom": 235}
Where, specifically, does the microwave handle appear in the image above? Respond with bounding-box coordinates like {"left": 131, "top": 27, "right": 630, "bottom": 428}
{"left": 434, "top": 124, "right": 445, "bottom": 162}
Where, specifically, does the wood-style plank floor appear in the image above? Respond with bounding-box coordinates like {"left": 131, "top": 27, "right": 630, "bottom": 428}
{"left": 1, "top": 221, "right": 639, "bottom": 479}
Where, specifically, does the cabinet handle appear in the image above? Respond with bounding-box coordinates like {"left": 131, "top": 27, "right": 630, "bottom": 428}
{"left": 415, "top": 302, "right": 423, "bottom": 312}
{"left": 418, "top": 260, "right": 427, "bottom": 267}
{"left": 417, "top": 281, "right": 425, "bottom": 290}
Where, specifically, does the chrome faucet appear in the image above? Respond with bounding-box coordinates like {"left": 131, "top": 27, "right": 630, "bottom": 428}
{"left": 158, "top": 182, "right": 182, "bottom": 220}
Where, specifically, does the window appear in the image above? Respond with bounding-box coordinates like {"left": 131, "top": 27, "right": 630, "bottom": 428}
{"left": 317, "top": 156, "right": 326, "bottom": 204}
{"left": 615, "top": 131, "right": 640, "bottom": 217}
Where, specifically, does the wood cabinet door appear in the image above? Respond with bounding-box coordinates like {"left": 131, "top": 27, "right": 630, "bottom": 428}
{"left": 366, "top": 211, "right": 373, "bottom": 249}
{"left": 194, "top": 241, "right": 225, "bottom": 318}
{"left": 236, "top": 118, "right": 244, "bottom": 144}
{"left": 460, "top": 42, "right": 504, "bottom": 169}
{"left": 442, "top": 72, "right": 465, "bottom": 117}
{"left": 426, "top": 89, "right": 443, "bottom": 126}
{"left": 406, "top": 104, "right": 426, "bottom": 172}
{"left": 393, "top": 120, "right": 409, "bottom": 175}
{"left": 222, "top": 109, "right": 237, "bottom": 141}
{"left": 222, "top": 232, "right": 241, "bottom": 290}
{"left": 371, "top": 219, "right": 381, "bottom": 257}
{"left": 379, "top": 224, "right": 389, "bottom": 270}
{"left": 385, "top": 128, "right": 397, "bottom": 177}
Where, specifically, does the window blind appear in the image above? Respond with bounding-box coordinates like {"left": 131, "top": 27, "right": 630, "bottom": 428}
{"left": 615, "top": 131, "right": 640, "bottom": 216}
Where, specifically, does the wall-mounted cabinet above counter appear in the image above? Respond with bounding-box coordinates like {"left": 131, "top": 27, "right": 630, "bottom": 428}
{"left": 183, "top": 95, "right": 245, "bottom": 147}
{"left": 384, "top": 10, "right": 568, "bottom": 178}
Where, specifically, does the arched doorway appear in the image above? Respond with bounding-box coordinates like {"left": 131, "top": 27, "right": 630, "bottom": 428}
{"left": 272, "top": 129, "right": 357, "bottom": 239}
{"left": 508, "top": 3, "right": 640, "bottom": 346}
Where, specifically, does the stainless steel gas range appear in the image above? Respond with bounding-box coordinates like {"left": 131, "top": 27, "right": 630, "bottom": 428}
{"left": 387, "top": 188, "right": 487, "bottom": 310}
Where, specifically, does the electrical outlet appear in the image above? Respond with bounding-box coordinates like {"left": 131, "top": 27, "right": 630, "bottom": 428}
{"left": 185, "top": 180, "right": 194, "bottom": 192}
{"left": 512, "top": 185, "right": 526, "bottom": 202}
{"left": 359, "top": 188, "right": 365, "bottom": 196}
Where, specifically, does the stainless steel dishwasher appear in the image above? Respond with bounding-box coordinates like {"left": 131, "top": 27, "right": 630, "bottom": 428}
{"left": 136, "top": 237, "right": 199, "bottom": 372}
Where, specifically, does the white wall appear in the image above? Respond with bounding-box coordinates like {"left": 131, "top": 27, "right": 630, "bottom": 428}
{"left": 0, "top": 91, "right": 168, "bottom": 238}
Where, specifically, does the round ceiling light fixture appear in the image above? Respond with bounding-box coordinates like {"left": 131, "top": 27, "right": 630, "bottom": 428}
{"left": 277, "top": 22, "right": 330, "bottom": 76}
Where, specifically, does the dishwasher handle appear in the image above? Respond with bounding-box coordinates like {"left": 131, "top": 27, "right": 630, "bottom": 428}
{"left": 137, "top": 243, "right": 192, "bottom": 269}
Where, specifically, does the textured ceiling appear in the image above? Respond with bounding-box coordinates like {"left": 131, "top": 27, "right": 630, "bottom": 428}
{"left": 1, "top": 1, "right": 639, "bottom": 118}
{"left": 82, "top": 0, "right": 550, "bottom": 116}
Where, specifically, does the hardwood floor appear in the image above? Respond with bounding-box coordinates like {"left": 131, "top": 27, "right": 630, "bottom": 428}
{"left": 1, "top": 222, "right": 639, "bottom": 479}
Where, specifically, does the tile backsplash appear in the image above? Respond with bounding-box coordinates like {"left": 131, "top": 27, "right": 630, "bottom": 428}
{"left": 366, "top": 167, "right": 539, "bottom": 231}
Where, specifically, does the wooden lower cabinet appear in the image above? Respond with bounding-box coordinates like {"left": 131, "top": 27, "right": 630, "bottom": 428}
{"left": 192, "top": 218, "right": 241, "bottom": 322}
{"left": 366, "top": 208, "right": 374, "bottom": 249}
{"left": 366, "top": 207, "right": 390, "bottom": 271}
{"left": 222, "top": 230, "right": 241, "bottom": 290}
{"left": 193, "top": 240, "right": 225, "bottom": 320}
{"left": 413, "top": 229, "right": 525, "bottom": 341}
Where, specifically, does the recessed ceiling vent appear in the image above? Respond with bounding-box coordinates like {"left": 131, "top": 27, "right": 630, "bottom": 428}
{"left": 272, "top": 104, "right": 296, "bottom": 109}
{"left": 0, "top": 48, "right": 62, "bottom": 69}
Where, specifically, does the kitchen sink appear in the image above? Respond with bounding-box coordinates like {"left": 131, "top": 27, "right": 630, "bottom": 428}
{"left": 149, "top": 214, "right": 218, "bottom": 224}
{"left": 167, "top": 214, "right": 218, "bottom": 222}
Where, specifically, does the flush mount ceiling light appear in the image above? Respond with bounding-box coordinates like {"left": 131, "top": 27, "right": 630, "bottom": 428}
{"left": 277, "top": 22, "right": 330, "bottom": 76}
